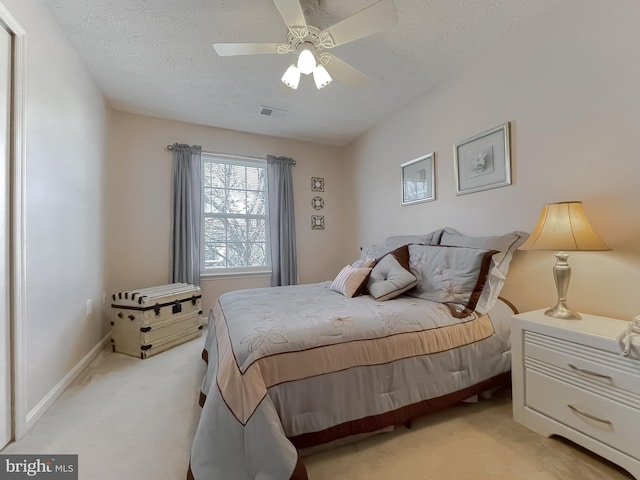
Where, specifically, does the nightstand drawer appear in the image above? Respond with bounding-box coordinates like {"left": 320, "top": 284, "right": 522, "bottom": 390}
{"left": 526, "top": 369, "right": 640, "bottom": 459}
{"left": 525, "top": 331, "right": 640, "bottom": 397}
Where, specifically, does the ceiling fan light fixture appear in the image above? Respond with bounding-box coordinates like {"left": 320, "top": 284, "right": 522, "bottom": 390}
{"left": 281, "top": 64, "right": 300, "bottom": 89}
{"left": 297, "top": 48, "right": 316, "bottom": 75}
{"left": 313, "top": 65, "right": 332, "bottom": 89}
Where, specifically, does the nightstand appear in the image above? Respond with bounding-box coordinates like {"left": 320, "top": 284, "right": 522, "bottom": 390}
{"left": 512, "top": 310, "right": 640, "bottom": 479}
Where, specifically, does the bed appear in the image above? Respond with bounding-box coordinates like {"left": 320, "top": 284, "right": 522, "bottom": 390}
{"left": 188, "top": 228, "right": 528, "bottom": 480}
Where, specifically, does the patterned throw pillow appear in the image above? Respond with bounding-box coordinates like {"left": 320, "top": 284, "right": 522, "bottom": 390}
{"left": 367, "top": 254, "right": 418, "bottom": 301}
{"left": 330, "top": 265, "right": 373, "bottom": 298}
{"left": 407, "top": 244, "right": 498, "bottom": 318}
{"left": 438, "top": 228, "right": 529, "bottom": 313}
{"left": 384, "top": 244, "right": 411, "bottom": 271}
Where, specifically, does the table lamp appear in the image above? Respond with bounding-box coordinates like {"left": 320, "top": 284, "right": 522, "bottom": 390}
{"left": 519, "top": 201, "right": 611, "bottom": 320}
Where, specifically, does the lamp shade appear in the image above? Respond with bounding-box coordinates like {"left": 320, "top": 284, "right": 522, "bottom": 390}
{"left": 281, "top": 64, "right": 300, "bottom": 89}
{"left": 297, "top": 48, "right": 316, "bottom": 75}
{"left": 519, "top": 201, "right": 610, "bottom": 252}
{"left": 313, "top": 65, "right": 332, "bottom": 89}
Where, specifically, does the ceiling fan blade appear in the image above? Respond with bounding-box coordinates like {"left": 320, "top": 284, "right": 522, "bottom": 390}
{"left": 319, "top": 0, "right": 397, "bottom": 48}
{"left": 320, "top": 54, "right": 369, "bottom": 88}
{"left": 213, "top": 43, "right": 291, "bottom": 56}
{"left": 272, "top": 0, "right": 308, "bottom": 38}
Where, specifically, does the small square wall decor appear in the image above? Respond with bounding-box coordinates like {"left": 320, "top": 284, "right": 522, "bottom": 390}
{"left": 312, "top": 196, "right": 324, "bottom": 210}
{"left": 311, "top": 177, "right": 324, "bottom": 192}
{"left": 312, "top": 215, "right": 325, "bottom": 230}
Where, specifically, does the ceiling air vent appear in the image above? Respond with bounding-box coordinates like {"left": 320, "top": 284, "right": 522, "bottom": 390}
{"left": 259, "top": 105, "right": 287, "bottom": 118}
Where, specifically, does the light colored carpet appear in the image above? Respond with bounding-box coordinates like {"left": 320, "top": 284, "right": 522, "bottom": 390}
{"left": 2, "top": 334, "right": 632, "bottom": 480}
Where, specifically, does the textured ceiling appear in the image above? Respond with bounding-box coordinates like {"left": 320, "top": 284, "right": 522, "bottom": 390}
{"left": 42, "top": 0, "right": 560, "bottom": 146}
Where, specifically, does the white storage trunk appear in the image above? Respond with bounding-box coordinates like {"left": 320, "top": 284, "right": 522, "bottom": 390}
{"left": 110, "top": 283, "right": 203, "bottom": 359}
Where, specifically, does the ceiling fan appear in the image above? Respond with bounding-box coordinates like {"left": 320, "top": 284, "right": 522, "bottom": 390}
{"left": 213, "top": 0, "right": 398, "bottom": 90}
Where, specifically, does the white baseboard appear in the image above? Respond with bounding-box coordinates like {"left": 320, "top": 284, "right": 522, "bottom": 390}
{"left": 26, "top": 333, "right": 111, "bottom": 430}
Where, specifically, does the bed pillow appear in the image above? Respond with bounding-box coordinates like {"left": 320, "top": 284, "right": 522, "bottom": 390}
{"left": 407, "top": 244, "right": 498, "bottom": 318}
{"left": 367, "top": 253, "right": 418, "bottom": 301}
{"left": 384, "top": 229, "right": 443, "bottom": 249}
{"left": 352, "top": 243, "right": 394, "bottom": 268}
{"left": 330, "top": 265, "right": 373, "bottom": 298}
{"left": 438, "top": 228, "right": 529, "bottom": 313}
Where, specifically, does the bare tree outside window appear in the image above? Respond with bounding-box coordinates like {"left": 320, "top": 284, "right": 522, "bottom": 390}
{"left": 202, "top": 154, "right": 270, "bottom": 272}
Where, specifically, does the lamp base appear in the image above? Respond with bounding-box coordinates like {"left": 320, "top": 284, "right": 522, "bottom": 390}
{"left": 545, "top": 252, "right": 582, "bottom": 320}
{"left": 545, "top": 302, "right": 582, "bottom": 320}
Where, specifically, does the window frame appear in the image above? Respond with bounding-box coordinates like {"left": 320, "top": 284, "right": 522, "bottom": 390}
{"left": 200, "top": 153, "right": 271, "bottom": 276}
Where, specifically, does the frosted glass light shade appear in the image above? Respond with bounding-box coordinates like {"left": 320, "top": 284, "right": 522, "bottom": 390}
{"left": 520, "top": 201, "right": 610, "bottom": 252}
{"left": 281, "top": 64, "right": 300, "bottom": 89}
{"left": 313, "top": 65, "right": 332, "bottom": 89}
{"left": 297, "top": 48, "right": 316, "bottom": 75}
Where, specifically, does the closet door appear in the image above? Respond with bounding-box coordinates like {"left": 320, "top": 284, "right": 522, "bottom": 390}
{"left": 0, "top": 23, "right": 12, "bottom": 450}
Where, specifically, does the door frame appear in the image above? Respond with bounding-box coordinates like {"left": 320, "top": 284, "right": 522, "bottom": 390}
{"left": 0, "top": 1, "right": 26, "bottom": 443}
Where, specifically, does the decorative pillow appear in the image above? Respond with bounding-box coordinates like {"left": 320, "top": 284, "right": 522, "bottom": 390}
{"left": 352, "top": 243, "right": 394, "bottom": 268}
{"left": 384, "top": 244, "right": 411, "bottom": 271}
{"left": 330, "top": 265, "right": 372, "bottom": 298}
{"left": 438, "top": 228, "right": 529, "bottom": 314}
{"left": 384, "top": 229, "right": 443, "bottom": 249}
{"left": 351, "top": 257, "right": 376, "bottom": 268}
{"left": 407, "top": 244, "right": 498, "bottom": 318}
{"left": 367, "top": 254, "right": 418, "bottom": 301}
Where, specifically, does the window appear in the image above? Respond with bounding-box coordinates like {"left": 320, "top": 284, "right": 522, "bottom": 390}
{"left": 201, "top": 153, "right": 270, "bottom": 274}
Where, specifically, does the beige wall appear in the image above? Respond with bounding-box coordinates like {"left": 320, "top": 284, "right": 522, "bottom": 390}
{"left": 107, "top": 112, "right": 353, "bottom": 313}
{"left": 345, "top": 0, "right": 640, "bottom": 320}
{"left": 2, "top": 0, "right": 111, "bottom": 413}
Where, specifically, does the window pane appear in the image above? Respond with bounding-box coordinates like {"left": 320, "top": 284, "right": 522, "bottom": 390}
{"left": 227, "top": 218, "right": 247, "bottom": 243}
{"left": 248, "top": 219, "right": 266, "bottom": 242}
{"left": 204, "top": 162, "right": 226, "bottom": 188}
{"left": 228, "top": 164, "right": 246, "bottom": 190}
{"left": 246, "top": 167, "right": 263, "bottom": 191}
{"left": 228, "top": 189, "right": 247, "bottom": 214}
{"left": 204, "top": 243, "right": 226, "bottom": 269}
{"left": 204, "top": 217, "right": 226, "bottom": 243}
{"left": 226, "top": 242, "right": 247, "bottom": 268}
{"left": 204, "top": 187, "right": 227, "bottom": 214}
{"left": 246, "top": 191, "right": 265, "bottom": 215}
{"left": 248, "top": 243, "right": 267, "bottom": 266}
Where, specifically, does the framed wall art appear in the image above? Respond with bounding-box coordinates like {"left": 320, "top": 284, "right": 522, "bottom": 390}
{"left": 311, "top": 196, "right": 324, "bottom": 210}
{"left": 311, "top": 177, "right": 324, "bottom": 192}
{"left": 454, "top": 122, "right": 511, "bottom": 196}
{"left": 311, "top": 215, "right": 325, "bottom": 230}
{"left": 401, "top": 152, "right": 435, "bottom": 206}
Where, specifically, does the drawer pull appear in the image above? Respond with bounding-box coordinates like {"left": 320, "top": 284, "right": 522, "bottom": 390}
{"left": 567, "top": 405, "right": 612, "bottom": 425}
{"left": 568, "top": 364, "right": 612, "bottom": 380}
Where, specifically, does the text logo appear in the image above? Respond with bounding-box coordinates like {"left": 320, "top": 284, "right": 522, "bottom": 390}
{"left": 0, "top": 455, "right": 77, "bottom": 479}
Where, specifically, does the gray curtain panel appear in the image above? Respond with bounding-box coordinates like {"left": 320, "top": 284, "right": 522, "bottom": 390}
{"left": 267, "top": 155, "right": 298, "bottom": 286}
{"left": 170, "top": 144, "right": 202, "bottom": 286}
